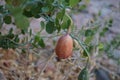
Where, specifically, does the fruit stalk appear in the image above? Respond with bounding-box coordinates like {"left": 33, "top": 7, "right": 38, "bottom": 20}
{"left": 55, "top": 14, "right": 73, "bottom": 59}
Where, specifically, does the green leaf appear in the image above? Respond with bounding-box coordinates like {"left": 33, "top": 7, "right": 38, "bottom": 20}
{"left": 85, "top": 29, "right": 94, "bottom": 37}
{"left": 55, "top": 18, "right": 61, "bottom": 33}
{"left": 6, "top": 6, "right": 29, "bottom": 29}
{"left": 69, "top": 0, "right": 81, "bottom": 7}
{"left": 14, "top": 35, "right": 19, "bottom": 42}
{"left": 40, "top": 21, "right": 45, "bottom": 30}
{"left": 23, "top": 9, "right": 33, "bottom": 17}
{"left": 21, "top": 29, "right": 26, "bottom": 35}
{"left": 60, "top": 0, "right": 70, "bottom": 7}
{"left": 41, "top": 7, "right": 49, "bottom": 13}
{"left": 5, "top": 0, "right": 12, "bottom": 5}
{"left": 108, "top": 18, "right": 113, "bottom": 27}
{"left": 65, "top": 0, "right": 70, "bottom": 3}
{"left": 34, "top": 35, "right": 40, "bottom": 43}
{"left": 9, "top": 28, "right": 13, "bottom": 34}
{"left": 61, "top": 14, "right": 71, "bottom": 29}
{"left": 32, "top": 43, "right": 38, "bottom": 48}
{"left": 56, "top": 9, "right": 65, "bottom": 21}
{"left": 46, "top": 21, "right": 56, "bottom": 34}
{"left": 9, "top": 6, "right": 23, "bottom": 16}
{"left": 7, "top": 33, "right": 14, "bottom": 39}
{"left": 3, "top": 15, "right": 12, "bottom": 24}
{"left": 79, "top": 4, "right": 86, "bottom": 11}
{"left": 29, "top": 29, "right": 32, "bottom": 36}
{"left": 78, "top": 67, "right": 89, "bottom": 80}
{"left": 14, "top": 14, "right": 29, "bottom": 30}
{"left": 38, "top": 38, "right": 45, "bottom": 48}
{"left": 67, "top": 19, "right": 71, "bottom": 27}
{"left": 6, "top": 0, "right": 26, "bottom": 7}
{"left": 29, "top": 2, "right": 42, "bottom": 17}
{"left": 21, "top": 49, "right": 26, "bottom": 53}
{"left": 0, "top": 15, "right": 3, "bottom": 28}
{"left": 33, "top": 34, "right": 45, "bottom": 48}
{"left": 0, "top": 5, "right": 4, "bottom": 13}
{"left": 98, "top": 43, "right": 104, "bottom": 50}
{"left": 85, "top": 36, "right": 94, "bottom": 44}
{"left": 82, "top": 47, "right": 90, "bottom": 57}
{"left": 100, "top": 27, "right": 109, "bottom": 36}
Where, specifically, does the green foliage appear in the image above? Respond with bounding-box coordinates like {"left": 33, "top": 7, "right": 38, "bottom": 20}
{"left": 108, "top": 18, "right": 113, "bottom": 27}
{"left": 46, "top": 21, "right": 56, "bottom": 34}
{"left": 104, "top": 35, "right": 120, "bottom": 60}
{"left": 14, "top": 14, "right": 29, "bottom": 30}
{"left": 98, "top": 43, "right": 104, "bottom": 50}
{"left": 61, "top": 13, "right": 72, "bottom": 29}
{"left": 0, "top": 28, "right": 19, "bottom": 49}
{"left": 56, "top": 9, "right": 65, "bottom": 21}
{"left": 70, "top": 0, "right": 81, "bottom": 7}
{"left": 2, "top": 0, "right": 81, "bottom": 31}
{"left": 0, "top": 0, "right": 81, "bottom": 49}
{"left": 40, "top": 21, "right": 45, "bottom": 31}
{"left": 85, "top": 29, "right": 94, "bottom": 37}
{"left": 38, "top": 38, "right": 45, "bottom": 48}
{"left": 32, "top": 33, "right": 45, "bottom": 48}
{"left": 3, "top": 15, "right": 12, "bottom": 24}
{"left": 78, "top": 67, "right": 89, "bottom": 80}
{"left": 79, "top": 4, "right": 87, "bottom": 11}
{"left": 71, "top": 34, "right": 90, "bottom": 58}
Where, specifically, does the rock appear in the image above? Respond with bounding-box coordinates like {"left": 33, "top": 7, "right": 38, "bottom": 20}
{"left": 95, "top": 68, "right": 111, "bottom": 80}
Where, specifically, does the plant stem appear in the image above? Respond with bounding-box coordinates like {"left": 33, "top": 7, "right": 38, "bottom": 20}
{"left": 70, "top": 34, "right": 90, "bottom": 59}
{"left": 37, "top": 51, "right": 55, "bottom": 80}
{"left": 66, "top": 13, "right": 73, "bottom": 34}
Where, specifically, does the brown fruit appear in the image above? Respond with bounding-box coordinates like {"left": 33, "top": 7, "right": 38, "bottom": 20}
{"left": 55, "top": 33, "right": 73, "bottom": 59}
